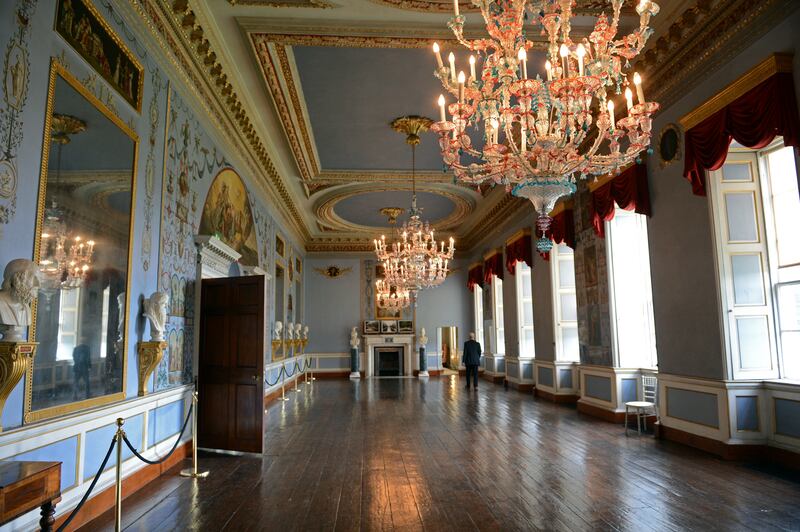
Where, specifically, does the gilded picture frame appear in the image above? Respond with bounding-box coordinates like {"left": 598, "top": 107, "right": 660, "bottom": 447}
{"left": 25, "top": 60, "right": 139, "bottom": 423}
{"left": 54, "top": 0, "right": 144, "bottom": 112}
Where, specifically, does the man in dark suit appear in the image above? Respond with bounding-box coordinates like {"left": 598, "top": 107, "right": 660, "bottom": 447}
{"left": 462, "top": 332, "right": 482, "bottom": 390}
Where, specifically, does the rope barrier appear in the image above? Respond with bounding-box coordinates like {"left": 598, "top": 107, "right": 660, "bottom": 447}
{"left": 264, "top": 365, "right": 284, "bottom": 387}
{"left": 56, "top": 435, "right": 117, "bottom": 532}
{"left": 122, "top": 403, "right": 193, "bottom": 465}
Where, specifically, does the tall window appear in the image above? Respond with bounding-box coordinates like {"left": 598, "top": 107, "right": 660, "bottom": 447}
{"left": 551, "top": 244, "right": 579, "bottom": 361}
{"left": 57, "top": 288, "right": 81, "bottom": 361}
{"left": 606, "top": 208, "right": 658, "bottom": 368}
{"left": 493, "top": 277, "right": 505, "bottom": 355}
{"left": 708, "top": 141, "right": 800, "bottom": 380}
{"left": 474, "top": 285, "right": 485, "bottom": 349}
{"left": 99, "top": 286, "right": 110, "bottom": 358}
{"left": 516, "top": 262, "right": 535, "bottom": 357}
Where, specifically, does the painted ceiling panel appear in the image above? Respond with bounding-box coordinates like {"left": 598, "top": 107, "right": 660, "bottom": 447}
{"left": 334, "top": 190, "right": 455, "bottom": 227}
{"left": 293, "top": 45, "right": 468, "bottom": 171}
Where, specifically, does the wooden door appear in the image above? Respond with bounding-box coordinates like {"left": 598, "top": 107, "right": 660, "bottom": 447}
{"left": 198, "top": 275, "right": 266, "bottom": 453}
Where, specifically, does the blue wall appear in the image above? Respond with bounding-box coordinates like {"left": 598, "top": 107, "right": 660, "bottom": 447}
{"left": 0, "top": 0, "right": 302, "bottom": 430}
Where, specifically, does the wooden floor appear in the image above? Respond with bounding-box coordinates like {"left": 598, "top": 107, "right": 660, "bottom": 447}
{"left": 83, "top": 377, "right": 800, "bottom": 531}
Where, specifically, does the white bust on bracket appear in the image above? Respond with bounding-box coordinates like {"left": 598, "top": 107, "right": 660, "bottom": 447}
{"left": 294, "top": 322, "right": 302, "bottom": 340}
{"left": 0, "top": 259, "right": 40, "bottom": 342}
{"left": 303, "top": 325, "right": 309, "bottom": 340}
{"left": 143, "top": 291, "right": 169, "bottom": 342}
{"left": 286, "top": 322, "right": 294, "bottom": 340}
{"left": 273, "top": 321, "right": 283, "bottom": 341}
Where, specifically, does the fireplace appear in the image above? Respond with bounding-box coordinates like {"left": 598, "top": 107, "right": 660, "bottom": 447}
{"left": 374, "top": 346, "right": 404, "bottom": 377}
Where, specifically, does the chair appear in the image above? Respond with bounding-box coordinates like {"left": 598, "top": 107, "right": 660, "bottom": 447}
{"left": 625, "top": 375, "right": 659, "bottom": 436}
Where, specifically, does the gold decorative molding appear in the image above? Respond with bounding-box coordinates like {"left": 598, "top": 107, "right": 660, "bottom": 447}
{"left": 130, "top": 0, "right": 310, "bottom": 243}
{"left": 0, "top": 342, "right": 36, "bottom": 432}
{"left": 137, "top": 341, "right": 167, "bottom": 396}
{"left": 679, "top": 53, "right": 794, "bottom": 130}
{"left": 230, "top": 0, "right": 336, "bottom": 7}
{"left": 505, "top": 228, "right": 531, "bottom": 246}
{"left": 272, "top": 339, "right": 284, "bottom": 361}
{"left": 639, "top": 0, "right": 797, "bottom": 110}
{"left": 364, "top": 0, "right": 633, "bottom": 14}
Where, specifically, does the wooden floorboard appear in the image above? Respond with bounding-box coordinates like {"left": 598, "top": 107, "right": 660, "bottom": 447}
{"left": 80, "top": 377, "right": 800, "bottom": 531}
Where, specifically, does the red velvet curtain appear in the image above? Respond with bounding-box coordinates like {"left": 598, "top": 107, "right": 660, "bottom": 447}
{"left": 684, "top": 72, "right": 800, "bottom": 196}
{"left": 467, "top": 264, "right": 484, "bottom": 292}
{"left": 591, "top": 163, "right": 651, "bottom": 238}
{"left": 483, "top": 252, "right": 504, "bottom": 285}
{"left": 540, "top": 208, "right": 576, "bottom": 260}
{"left": 505, "top": 233, "right": 533, "bottom": 274}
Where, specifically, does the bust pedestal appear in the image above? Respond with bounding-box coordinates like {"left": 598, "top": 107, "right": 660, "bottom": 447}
{"left": 0, "top": 341, "right": 36, "bottom": 432}
{"left": 350, "top": 347, "right": 360, "bottom": 379}
{"left": 418, "top": 346, "right": 429, "bottom": 377}
{"left": 137, "top": 341, "right": 167, "bottom": 396}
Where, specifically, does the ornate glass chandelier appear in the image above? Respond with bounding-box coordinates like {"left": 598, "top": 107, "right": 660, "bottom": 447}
{"left": 376, "top": 278, "right": 412, "bottom": 310}
{"left": 39, "top": 113, "right": 96, "bottom": 292}
{"left": 430, "top": 0, "right": 660, "bottom": 251}
{"left": 374, "top": 116, "right": 456, "bottom": 302}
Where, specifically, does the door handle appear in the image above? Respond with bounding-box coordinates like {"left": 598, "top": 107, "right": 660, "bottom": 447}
{"left": 252, "top": 375, "right": 259, "bottom": 381}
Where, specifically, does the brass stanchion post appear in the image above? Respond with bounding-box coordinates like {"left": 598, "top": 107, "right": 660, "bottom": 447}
{"left": 279, "top": 363, "right": 289, "bottom": 402}
{"left": 180, "top": 391, "right": 209, "bottom": 478}
{"left": 293, "top": 362, "right": 302, "bottom": 392}
{"left": 114, "top": 418, "right": 125, "bottom": 532}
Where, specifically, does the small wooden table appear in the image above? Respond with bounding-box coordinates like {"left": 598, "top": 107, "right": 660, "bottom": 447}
{"left": 0, "top": 461, "right": 61, "bottom": 531}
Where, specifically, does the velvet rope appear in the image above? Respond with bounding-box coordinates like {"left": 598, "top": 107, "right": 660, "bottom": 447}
{"left": 483, "top": 252, "right": 504, "bottom": 285}
{"left": 683, "top": 72, "right": 800, "bottom": 196}
{"left": 505, "top": 233, "right": 533, "bottom": 274}
{"left": 467, "top": 264, "right": 484, "bottom": 292}
{"left": 590, "top": 163, "right": 651, "bottom": 238}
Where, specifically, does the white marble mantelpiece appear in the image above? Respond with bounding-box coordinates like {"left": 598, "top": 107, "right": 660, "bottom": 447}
{"left": 363, "top": 334, "right": 415, "bottom": 377}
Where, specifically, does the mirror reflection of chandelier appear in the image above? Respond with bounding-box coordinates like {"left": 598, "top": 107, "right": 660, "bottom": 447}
{"left": 374, "top": 116, "right": 456, "bottom": 304}
{"left": 39, "top": 113, "right": 96, "bottom": 292}
{"left": 430, "top": 0, "right": 661, "bottom": 252}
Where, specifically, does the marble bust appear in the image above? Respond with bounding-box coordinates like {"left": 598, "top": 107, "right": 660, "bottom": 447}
{"left": 419, "top": 327, "right": 428, "bottom": 346}
{"left": 286, "top": 322, "right": 294, "bottom": 340}
{"left": 294, "top": 322, "right": 302, "bottom": 340}
{"left": 143, "top": 291, "right": 169, "bottom": 342}
{"left": 0, "top": 259, "right": 40, "bottom": 342}
{"left": 273, "top": 321, "right": 283, "bottom": 341}
{"left": 303, "top": 325, "right": 309, "bottom": 340}
{"left": 349, "top": 327, "right": 359, "bottom": 349}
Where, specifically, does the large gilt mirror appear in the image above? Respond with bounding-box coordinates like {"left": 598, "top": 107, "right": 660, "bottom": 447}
{"left": 26, "top": 61, "right": 138, "bottom": 422}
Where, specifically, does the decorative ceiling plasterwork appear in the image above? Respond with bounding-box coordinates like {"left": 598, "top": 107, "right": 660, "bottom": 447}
{"left": 313, "top": 183, "right": 475, "bottom": 234}
{"left": 126, "top": 0, "right": 311, "bottom": 243}
{"left": 229, "top": 0, "right": 336, "bottom": 8}
{"left": 637, "top": 0, "right": 798, "bottom": 109}
{"left": 364, "top": 0, "right": 634, "bottom": 15}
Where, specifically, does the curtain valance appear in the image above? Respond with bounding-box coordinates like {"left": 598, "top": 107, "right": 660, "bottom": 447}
{"left": 467, "top": 263, "right": 484, "bottom": 292}
{"left": 590, "top": 163, "right": 651, "bottom": 237}
{"left": 683, "top": 71, "right": 800, "bottom": 196}
{"left": 483, "top": 251, "right": 504, "bottom": 285}
{"left": 505, "top": 231, "right": 533, "bottom": 274}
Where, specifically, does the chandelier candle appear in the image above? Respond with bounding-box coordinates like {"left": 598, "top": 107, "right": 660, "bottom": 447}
{"left": 430, "top": 0, "right": 661, "bottom": 252}
{"left": 433, "top": 42, "right": 444, "bottom": 69}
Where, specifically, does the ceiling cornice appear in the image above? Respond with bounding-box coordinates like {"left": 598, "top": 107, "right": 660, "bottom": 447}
{"left": 638, "top": 0, "right": 799, "bottom": 109}
{"left": 127, "top": 0, "right": 311, "bottom": 245}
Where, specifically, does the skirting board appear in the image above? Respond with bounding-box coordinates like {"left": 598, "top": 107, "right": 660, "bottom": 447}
{"left": 577, "top": 401, "right": 626, "bottom": 423}
{"left": 480, "top": 373, "right": 505, "bottom": 384}
{"left": 507, "top": 381, "right": 534, "bottom": 393}
{"left": 413, "top": 370, "right": 443, "bottom": 377}
{"left": 53, "top": 441, "right": 191, "bottom": 531}
{"left": 656, "top": 423, "right": 800, "bottom": 470}
{"left": 535, "top": 388, "right": 579, "bottom": 404}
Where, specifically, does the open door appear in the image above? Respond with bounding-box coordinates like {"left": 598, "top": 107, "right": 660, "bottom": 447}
{"left": 198, "top": 275, "right": 265, "bottom": 453}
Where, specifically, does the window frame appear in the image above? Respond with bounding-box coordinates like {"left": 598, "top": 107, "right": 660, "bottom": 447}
{"left": 515, "top": 261, "right": 535, "bottom": 358}
{"left": 605, "top": 207, "right": 658, "bottom": 369}
{"left": 493, "top": 276, "right": 505, "bottom": 355}
{"left": 473, "top": 284, "right": 485, "bottom": 350}
{"left": 550, "top": 243, "right": 579, "bottom": 362}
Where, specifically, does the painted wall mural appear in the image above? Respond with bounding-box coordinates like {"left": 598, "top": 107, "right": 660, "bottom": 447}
{"left": 199, "top": 168, "right": 258, "bottom": 266}
{"left": 0, "top": 0, "right": 37, "bottom": 228}
{"left": 573, "top": 184, "right": 612, "bottom": 366}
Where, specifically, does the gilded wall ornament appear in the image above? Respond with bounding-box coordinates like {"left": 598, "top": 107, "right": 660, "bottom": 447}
{"left": 0, "top": 0, "right": 37, "bottom": 226}
{"left": 658, "top": 123, "right": 682, "bottom": 168}
{"left": 314, "top": 265, "right": 352, "bottom": 278}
